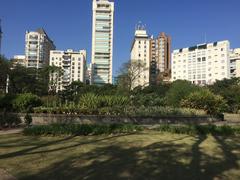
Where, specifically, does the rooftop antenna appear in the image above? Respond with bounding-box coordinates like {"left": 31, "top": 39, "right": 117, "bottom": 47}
{"left": 0, "top": 18, "right": 2, "bottom": 55}
{"left": 204, "top": 33, "right": 207, "bottom": 44}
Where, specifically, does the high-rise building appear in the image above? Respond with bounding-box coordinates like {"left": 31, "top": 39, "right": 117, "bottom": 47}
{"left": 150, "top": 32, "right": 171, "bottom": 84}
{"left": 229, "top": 48, "right": 240, "bottom": 78}
{"left": 91, "top": 0, "right": 114, "bottom": 85}
{"left": 49, "top": 49, "right": 86, "bottom": 92}
{"left": 171, "top": 40, "right": 230, "bottom": 85}
{"left": 130, "top": 26, "right": 151, "bottom": 89}
{"left": 155, "top": 32, "right": 171, "bottom": 81}
{"left": 25, "top": 28, "right": 55, "bottom": 69}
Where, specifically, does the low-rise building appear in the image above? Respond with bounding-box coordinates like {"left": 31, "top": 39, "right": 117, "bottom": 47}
{"left": 49, "top": 49, "right": 86, "bottom": 92}
{"left": 171, "top": 40, "right": 230, "bottom": 85}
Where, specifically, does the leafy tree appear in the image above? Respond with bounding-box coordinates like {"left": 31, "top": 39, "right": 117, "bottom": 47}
{"left": 181, "top": 88, "right": 228, "bottom": 115}
{"left": 12, "top": 93, "right": 42, "bottom": 112}
{"left": 209, "top": 78, "right": 240, "bottom": 113}
{"left": 0, "top": 56, "right": 10, "bottom": 93}
{"left": 166, "top": 80, "right": 199, "bottom": 107}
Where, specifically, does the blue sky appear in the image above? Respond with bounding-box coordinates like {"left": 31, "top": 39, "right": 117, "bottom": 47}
{"left": 1, "top": 0, "right": 240, "bottom": 76}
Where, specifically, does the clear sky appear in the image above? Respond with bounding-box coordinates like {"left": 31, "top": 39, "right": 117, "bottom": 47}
{"left": 1, "top": 0, "right": 240, "bottom": 76}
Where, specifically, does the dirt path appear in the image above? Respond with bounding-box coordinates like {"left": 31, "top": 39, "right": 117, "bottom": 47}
{"left": 0, "top": 169, "right": 17, "bottom": 180}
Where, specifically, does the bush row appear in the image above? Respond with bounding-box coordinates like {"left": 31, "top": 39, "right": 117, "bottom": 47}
{"left": 32, "top": 106, "right": 207, "bottom": 117}
{"left": 23, "top": 123, "right": 143, "bottom": 136}
{"left": 0, "top": 113, "right": 22, "bottom": 128}
{"left": 155, "top": 124, "right": 240, "bottom": 135}
{"left": 0, "top": 93, "right": 42, "bottom": 112}
{"left": 23, "top": 124, "right": 240, "bottom": 136}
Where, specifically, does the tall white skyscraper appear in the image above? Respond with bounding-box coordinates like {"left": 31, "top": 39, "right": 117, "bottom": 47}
{"left": 91, "top": 0, "right": 114, "bottom": 85}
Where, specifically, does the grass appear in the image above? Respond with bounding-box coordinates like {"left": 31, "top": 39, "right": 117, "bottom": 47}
{"left": 0, "top": 131, "right": 240, "bottom": 180}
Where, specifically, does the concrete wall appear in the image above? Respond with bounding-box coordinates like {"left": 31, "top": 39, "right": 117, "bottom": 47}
{"left": 14, "top": 113, "right": 220, "bottom": 125}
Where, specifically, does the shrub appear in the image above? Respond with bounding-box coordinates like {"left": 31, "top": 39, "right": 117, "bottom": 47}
{"left": 0, "top": 94, "right": 16, "bottom": 111}
{"left": 155, "top": 124, "right": 240, "bottom": 136}
{"left": 12, "top": 93, "right": 42, "bottom": 112}
{"left": 123, "top": 106, "right": 206, "bottom": 117}
{"left": 166, "top": 80, "right": 200, "bottom": 107}
{"left": 23, "top": 123, "right": 143, "bottom": 136}
{"left": 0, "top": 112, "right": 21, "bottom": 128}
{"left": 78, "top": 93, "right": 101, "bottom": 110}
{"left": 181, "top": 89, "right": 228, "bottom": 115}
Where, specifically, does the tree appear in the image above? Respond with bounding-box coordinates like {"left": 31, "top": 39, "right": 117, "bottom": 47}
{"left": 48, "top": 65, "right": 64, "bottom": 94}
{"left": 8, "top": 65, "right": 61, "bottom": 96}
{"left": 117, "top": 60, "right": 147, "bottom": 92}
{"left": 181, "top": 88, "right": 228, "bottom": 115}
{"left": 166, "top": 80, "right": 200, "bottom": 107}
{"left": 0, "top": 56, "right": 10, "bottom": 93}
{"left": 209, "top": 78, "right": 240, "bottom": 113}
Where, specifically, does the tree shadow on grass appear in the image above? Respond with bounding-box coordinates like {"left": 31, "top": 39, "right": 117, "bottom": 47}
{"left": 21, "top": 134, "right": 240, "bottom": 180}
{"left": 0, "top": 134, "right": 137, "bottom": 160}
{"left": 1, "top": 133, "right": 239, "bottom": 180}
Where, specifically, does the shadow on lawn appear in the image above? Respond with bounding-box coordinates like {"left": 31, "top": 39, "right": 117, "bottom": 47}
{"left": 19, "top": 134, "right": 240, "bottom": 180}
{"left": 0, "top": 134, "right": 137, "bottom": 160}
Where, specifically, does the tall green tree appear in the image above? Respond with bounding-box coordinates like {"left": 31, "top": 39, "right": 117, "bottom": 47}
{"left": 166, "top": 80, "right": 200, "bottom": 107}
{"left": 209, "top": 78, "right": 240, "bottom": 113}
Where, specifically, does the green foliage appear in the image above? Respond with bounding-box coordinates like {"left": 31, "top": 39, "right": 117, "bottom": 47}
{"left": 24, "top": 113, "right": 32, "bottom": 126}
{"left": 155, "top": 124, "right": 240, "bottom": 136}
{"left": 12, "top": 93, "right": 42, "bottom": 112}
{"left": 0, "top": 94, "right": 16, "bottom": 111}
{"left": 0, "top": 113, "right": 21, "bottom": 128}
{"left": 78, "top": 93, "right": 130, "bottom": 110}
{"left": 33, "top": 105, "right": 206, "bottom": 117}
{"left": 123, "top": 106, "right": 206, "bottom": 117}
{"left": 209, "top": 78, "right": 240, "bottom": 113}
{"left": 181, "top": 89, "right": 228, "bottom": 115}
{"left": 41, "top": 95, "right": 61, "bottom": 107}
{"left": 166, "top": 80, "right": 200, "bottom": 107}
{"left": 23, "top": 123, "right": 143, "bottom": 136}
{"left": 0, "top": 56, "right": 10, "bottom": 93}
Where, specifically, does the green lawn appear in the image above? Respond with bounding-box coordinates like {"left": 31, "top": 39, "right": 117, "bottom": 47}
{"left": 0, "top": 132, "right": 240, "bottom": 180}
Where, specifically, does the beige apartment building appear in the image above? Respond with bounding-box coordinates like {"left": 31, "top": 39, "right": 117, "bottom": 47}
{"left": 25, "top": 28, "right": 55, "bottom": 69}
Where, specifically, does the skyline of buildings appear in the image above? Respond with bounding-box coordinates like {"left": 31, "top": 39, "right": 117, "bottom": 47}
{"left": 1, "top": 0, "right": 240, "bottom": 91}
{"left": 91, "top": 0, "right": 114, "bottom": 85}
{"left": 130, "top": 24, "right": 172, "bottom": 89}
